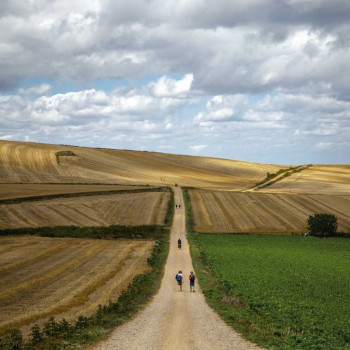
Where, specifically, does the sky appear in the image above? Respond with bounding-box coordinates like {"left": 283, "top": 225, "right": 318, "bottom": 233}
{"left": 1, "top": 0, "right": 350, "bottom": 165}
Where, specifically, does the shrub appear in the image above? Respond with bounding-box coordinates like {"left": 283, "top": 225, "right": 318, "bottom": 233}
{"left": 307, "top": 213, "right": 338, "bottom": 237}
{"left": 30, "top": 324, "right": 43, "bottom": 344}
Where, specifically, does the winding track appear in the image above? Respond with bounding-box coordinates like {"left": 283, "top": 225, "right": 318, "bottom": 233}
{"left": 94, "top": 187, "right": 263, "bottom": 350}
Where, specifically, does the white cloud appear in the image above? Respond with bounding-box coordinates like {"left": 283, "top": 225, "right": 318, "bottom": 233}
{"left": 150, "top": 74, "right": 193, "bottom": 97}
{"left": 1, "top": 1, "right": 350, "bottom": 163}
{"left": 18, "top": 84, "right": 51, "bottom": 96}
{"left": 190, "top": 145, "right": 207, "bottom": 153}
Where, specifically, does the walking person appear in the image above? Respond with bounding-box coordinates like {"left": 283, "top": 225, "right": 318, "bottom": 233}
{"left": 175, "top": 270, "right": 183, "bottom": 291}
{"left": 178, "top": 238, "right": 181, "bottom": 249}
{"left": 189, "top": 271, "right": 196, "bottom": 292}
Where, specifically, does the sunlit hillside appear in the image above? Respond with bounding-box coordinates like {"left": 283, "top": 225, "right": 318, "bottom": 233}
{"left": 257, "top": 165, "right": 350, "bottom": 195}
{"left": 0, "top": 140, "right": 282, "bottom": 190}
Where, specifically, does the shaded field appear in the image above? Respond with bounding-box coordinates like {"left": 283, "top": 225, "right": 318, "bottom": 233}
{"left": 189, "top": 189, "right": 350, "bottom": 233}
{"left": 257, "top": 165, "right": 350, "bottom": 195}
{"left": 0, "top": 184, "right": 152, "bottom": 201}
{"left": 0, "top": 191, "right": 170, "bottom": 229}
{"left": 192, "top": 234, "right": 350, "bottom": 350}
{"left": 0, "top": 235, "right": 154, "bottom": 336}
{"left": 0, "top": 140, "right": 282, "bottom": 190}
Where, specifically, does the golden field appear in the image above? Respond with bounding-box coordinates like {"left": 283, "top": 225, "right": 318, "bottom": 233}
{"left": 0, "top": 236, "right": 153, "bottom": 335}
{"left": 0, "top": 191, "right": 170, "bottom": 229}
{"left": 1, "top": 140, "right": 350, "bottom": 234}
{"left": 256, "top": 165, "right": 350, "bottom": 195}
{"left": 0, "top": 139, "right": 349, "bottom": 337}
{"left": 0, "top": 140, "right": 282, "bottom": 190}
{"left": 0, "top": 184, "right": 151, "bottom": 201}
{"left": 189, "top": 189, "right": 350, "bottom": 234}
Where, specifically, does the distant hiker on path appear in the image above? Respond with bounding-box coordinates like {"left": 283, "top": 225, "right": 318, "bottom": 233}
{"left": 189, "top": 271, "right": 196, "bottom": 292}
{"left": 178, "top": 238, "right": 181, "bottom": 249}
{"left": 175, "top": 270, "right": 183, "bottom": 291}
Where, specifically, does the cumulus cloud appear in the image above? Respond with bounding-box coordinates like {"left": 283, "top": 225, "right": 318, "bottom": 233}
{"left": 150, "top": 74, "right": 193, "bottom": 97}
{"left": 1, "top": 0, "right": 349, "bottom": 96}
{"left": 1, "top": 0, "right": 350, "bottom": 163}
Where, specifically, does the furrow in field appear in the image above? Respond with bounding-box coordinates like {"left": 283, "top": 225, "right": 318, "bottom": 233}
{"left": 307, "top": 195, "right": 350, "bottom": 228}
{"left": 0, "top": 241, "right": 152, "bottom": 334}
{"left": 189, "top": 190, "right": 213, "bottom": 230}
{"left": 0, "top": 206, "right": 38, "bottom": 228}
{"left": 0, "top": 242, "right": 67, "bottom": 273}
{"left": 224, "top": 192, "right": 261, "bottom": 231}
{"left": 0, "top": 241, "right": 107, "bottom": 302}
{"left": 212, "top": 192, "right": 237, "bottom": 231}
{"left": 256, "top": 194, "right": 300, "bottom": 231}
{"left": 198, "top": 191, "right": 227, "bottom": 232}
{"left": 47, "top": 204, "right": 85, "bottom": 226}
{"left": 68, "top": 241, "right": 153, "bottom": 318}
{"left": 155, "top": 192, "right": 170, "bottom": 225}
{"left": 105, "top": 199, "right": 125, "bottom": 225}
{"left": 266, "top": 194, "right": 307, "bottom": 228}
{"left": 231, "top": 193, "right": 267, "bottom": 230}
{"left": 21, "top": 204, "right": 56, "bottom": 227}
{"left": 0, "top": 240, "right": 38, "bottom": 257}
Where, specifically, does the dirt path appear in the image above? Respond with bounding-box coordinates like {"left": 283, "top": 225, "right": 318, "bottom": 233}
{"left": 94, "top": 187, "right": 263, "bottom": 350}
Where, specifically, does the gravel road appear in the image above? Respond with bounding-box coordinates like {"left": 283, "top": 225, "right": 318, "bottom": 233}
{"left": 93, "top": 186, "right": 263, "bottom": 350}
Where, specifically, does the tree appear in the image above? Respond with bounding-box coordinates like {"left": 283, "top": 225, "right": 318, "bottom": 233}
{"left": 307, "top": 213, "right": 337, "bottom": 237}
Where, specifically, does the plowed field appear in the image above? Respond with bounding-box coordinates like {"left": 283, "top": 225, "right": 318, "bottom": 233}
{"left": 0, "top": 191, "right": 170, "bottom": 229}
{"left": 189, "top": 190, "right": 350, "bottom": 233}
{"left": 0, "top": 236, "right": 153, "bottom": 336}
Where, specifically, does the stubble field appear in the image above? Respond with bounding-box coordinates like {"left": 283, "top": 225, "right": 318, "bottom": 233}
{"left": 0, "top": 235, "right": 154, "bottom": 336}
{"left": 0, "top": 191, "right": 170, "bottom": 229}
{"left": 189, "top": 189, "right": 350, "bottom": 233}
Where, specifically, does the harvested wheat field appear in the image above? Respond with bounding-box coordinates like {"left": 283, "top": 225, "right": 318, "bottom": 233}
{"left": 0, "top": 235, "right": 153, "bottom": 336}
{"left": 0, "top": 191, "right": 170, "bottom": 229}
{"left": 0, "top": 140, "right": 282, "bottom": 190}
{"left": 257, "top": 165, "right": 350, "bottom": 195}
{"left": 0, "top": 184, "right": 152, "bottom": 201}
{"left": 189, "top": 189, "right": 350, "bottom": 234}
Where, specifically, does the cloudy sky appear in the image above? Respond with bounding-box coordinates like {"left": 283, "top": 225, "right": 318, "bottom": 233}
{"left": 1, "top": 0, "right": 350, "bottom": 165}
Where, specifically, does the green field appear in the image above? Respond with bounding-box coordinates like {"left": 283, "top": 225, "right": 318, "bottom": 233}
{"left": 192, "top": 234, "right": 350, "bottom": 350}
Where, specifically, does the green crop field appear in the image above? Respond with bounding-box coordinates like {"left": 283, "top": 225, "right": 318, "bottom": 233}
{"left": 192, "top": 234, "right": 350, "bottom": 350}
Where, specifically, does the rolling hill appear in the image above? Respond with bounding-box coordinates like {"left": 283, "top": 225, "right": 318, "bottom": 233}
{"left": 0, "top": 140, "right": 283, "bottom": 190}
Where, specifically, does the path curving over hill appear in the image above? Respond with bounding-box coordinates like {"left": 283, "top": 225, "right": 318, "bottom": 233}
{"left": 93, "top": 187, "right": 263, "bottom": 350}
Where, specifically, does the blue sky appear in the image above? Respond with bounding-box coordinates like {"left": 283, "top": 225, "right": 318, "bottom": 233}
{"left": 1, "top": 0, "right": 350, "bottom": 165}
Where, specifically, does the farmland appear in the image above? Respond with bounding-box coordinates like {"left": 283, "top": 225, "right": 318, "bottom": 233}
{"left": 0, "top": 140, "right": 282, "bottom": 189}
{"left": 191, "top": 234, "right": 350, "bottom": 350}
{"left": 0, "top": 191, "right": 170, "bottom": 229}
{"left": 0, "top": 235, "right": 154, "bottom": 336}
{"left": 188, "top": 189, "right": 350, "bottom": 234}
{"left": 0, "top": 184, "right": 152, "bottom": 201}
{"left": 256, "top": 165, "right": 350, "bottom": 195}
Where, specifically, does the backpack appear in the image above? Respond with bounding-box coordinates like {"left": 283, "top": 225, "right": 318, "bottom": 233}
{"left": 189, "top": 274, "right": 195, "bottom": 282}
{"left": 176, "top": 274, "right": 182, "bottom": 282}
